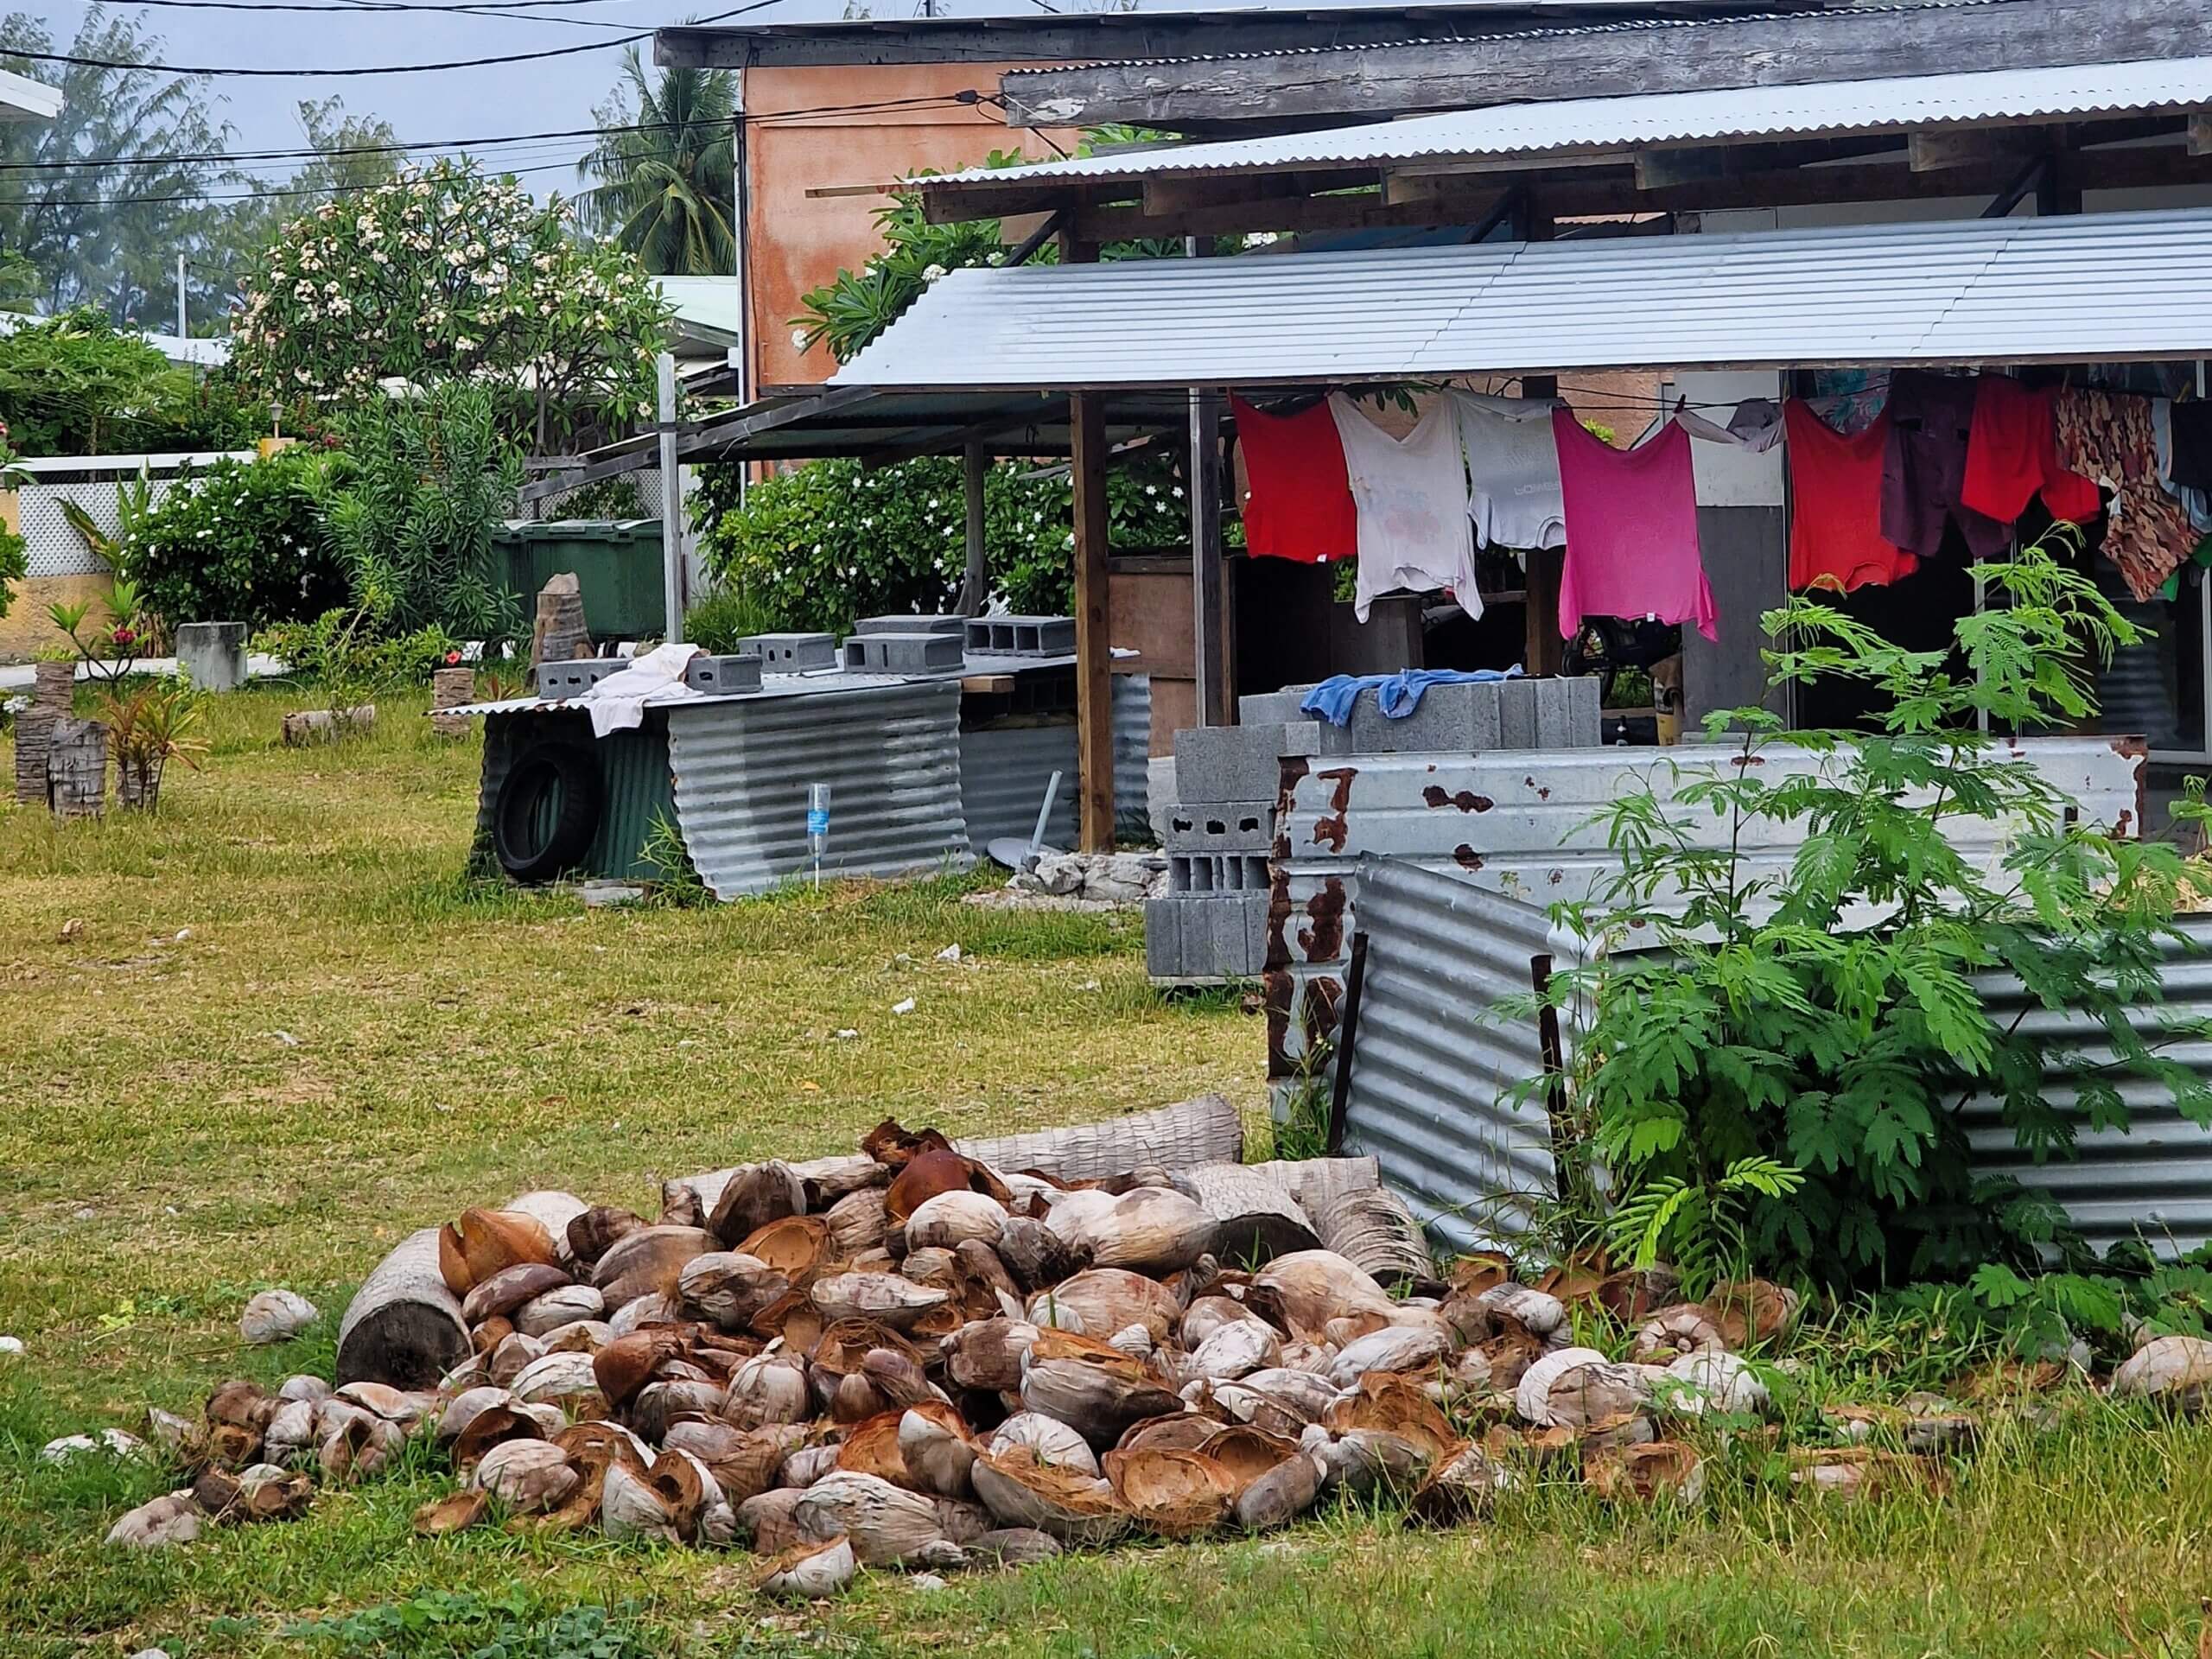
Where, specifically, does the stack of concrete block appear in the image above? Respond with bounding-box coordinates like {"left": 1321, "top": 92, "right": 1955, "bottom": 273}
{"left": 965, "top": 615, "right": 1077, "bottom": 657}
{"left": 1145, "top": 716, "right": 1316, "bottom": 984}
{"left": 1236, "top": 675, "right": 1601, "bottom": 754}
{"left": 741, "top": 632, "right": 838, "bottom": 671}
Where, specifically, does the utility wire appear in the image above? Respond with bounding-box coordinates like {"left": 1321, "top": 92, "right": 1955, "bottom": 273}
{"left": 0, "top": 0, "right": 779, "bottom": 75}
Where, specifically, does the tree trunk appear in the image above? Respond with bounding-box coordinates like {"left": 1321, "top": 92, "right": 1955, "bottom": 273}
{"left": 334, "top": 1191, "right": 588, "bottom": 1389}
{"left": 46, "top": 717, "right": 106, "bottom": 820}
{"left": 957, "top": 1093, "right": 1244, "bottom": 1184}
{"left": 1180, "top": 1163, "right": 1319, "bottom": 1265}
{"left": 430, "top": 666, "right": 478, "bottom": 737}
{"left": 16, "top": 663, "right": 75, "bottom": 804}
{"left": 281, "top": 706, "right": 376, "bottom": 746}
{"left": 115, "top": 753, "right": 161, "bottom": 813}
{"left": 1313, "top": 1185, "right": 1435, "bottom": 1288}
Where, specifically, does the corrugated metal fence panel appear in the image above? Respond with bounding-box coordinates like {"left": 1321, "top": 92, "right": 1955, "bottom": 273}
{"left": 942, "top": 57, "right": 2212, "bottom": 188}
{"left": 962, "top": 721, "right": 1079, "bottom": 850}
{"left": 469, "top": 707, "right": 676, "bottom": 881}
{"left": 1962, "top": 917, "right": 2212, "bottom": 1258}
{"left": 1114, "top": 673, "right": 1152, "bottom": 842}
{"left": 1265, "top": 736, "right": 2145, "bottom": 1077}
{"left": 834, "top": 209, "right": 2212, "bottom": 390}
{"left": 1338, "top": 855, "right": 1563, "bottom": 1253}
{"left": 666, "top": 679, "right": 971, "bottom": 899}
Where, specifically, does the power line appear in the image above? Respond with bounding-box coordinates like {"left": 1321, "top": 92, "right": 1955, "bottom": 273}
{"left": 0, "top": 0, "right": 779, "bottom": 76}
{"left": 0, "top": 115, "right": 695, "bottom": 171}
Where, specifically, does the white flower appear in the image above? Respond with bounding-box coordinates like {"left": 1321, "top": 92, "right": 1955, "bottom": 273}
{"left": 922, "top": 263, "right": 948, "bottom": 283}
{"left": 1146, "top": 485, "right": 1158, "bottom": 496}
{"left": 1243, "top": 231, "right": 1280, "bottom": 248}
{"left": 790, "top": 327, "right": 810, "bottom": 352}
{"left": 1173, "top": 486, "right": 1185, "bottom": 499}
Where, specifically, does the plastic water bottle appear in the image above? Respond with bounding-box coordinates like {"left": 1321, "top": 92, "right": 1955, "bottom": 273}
{"left": 807, "top": 783, "right": 831, "bottom": 888}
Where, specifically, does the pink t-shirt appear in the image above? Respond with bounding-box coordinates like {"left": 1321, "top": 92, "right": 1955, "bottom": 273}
{"left": 1552, "top": 410, "right": 1717, "bottom": 643}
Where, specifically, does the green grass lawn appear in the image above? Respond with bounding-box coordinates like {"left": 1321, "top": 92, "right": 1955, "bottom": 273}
{"left": 3, "top": 687, "right": 2210, "bottom": 1658}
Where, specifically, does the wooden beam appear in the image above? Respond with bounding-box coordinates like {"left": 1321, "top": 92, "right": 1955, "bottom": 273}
{"left": 1071, "top": 390, "right": 1115, "bottom": 853}
{"left": 1909, "top": 129, "right": 2029, "bottom": 173}
{"left": 957, "top": 443, "right": 988, "bottom": 618}
{"left": 995, "top": 0, "right": 2212, "bottom": 130}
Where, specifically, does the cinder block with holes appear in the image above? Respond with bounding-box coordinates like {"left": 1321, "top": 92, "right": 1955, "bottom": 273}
{"left": 840, "top": 632, "right": 966, "bottom": 672}
{"left": 964, "top": 615, "right": 1077, "bottom": 657}
{"left": 683, "top": 653, "right": 764, "bottom": 695}
{"left": 1165, "top": 801, "right": 1272, "bottom": 855}
{"left": 1168, "top": 851, "right": 1272, "bottom": 893}
{"left": 1174, "top": 722, "right": 1320, "bottom": 804}
{"left": 741, "top": 632, "right": 838, "bottom": 671}
{"left": 537, "top": 658, "right": 624, "bottom": 697}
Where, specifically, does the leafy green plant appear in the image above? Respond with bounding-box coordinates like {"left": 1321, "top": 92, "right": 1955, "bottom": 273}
{"left": 55, "top": 470, "right": 154, "bottom": 581}
{"left": 257, "top": 605, "right": 461, "bottom": 732}
{"left": 119, "top": 448, "right": 348, "bottom": 630}
{"left": 47, "top": 575, "right": 150, "bottom": 684}
{"left": 1606, "top": 1156, "right": 1805, "bottom": 1290}
{"left": 103, "top": 672, "right": 207, "bottom": 811}
{"left": 0, "top": 308, "right": 260, "bottom": 455}
{"left": 683, "top": 582, "right": 777, "bottom": 653}
{"left": 639, "top": 808, "right": 709, "bottom": 907}
{"left": 283, "top": 1589, "right": 665, "bottom": 1659}
{"left": 692, "top": 450, "right": 1187, "bottom": 632}
{"left": 317, "top": 385, "right": 523, "bottom": 644}
{"left": 1549, "top": 534, "right": 2212, "bottom": 1287}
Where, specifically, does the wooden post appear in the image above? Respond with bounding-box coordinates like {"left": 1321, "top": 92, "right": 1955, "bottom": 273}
{"left": 957, "top": 442, "right": 988, "bottom": 616}
{"left": 13, "top": 660, "right": 72, "bottom": 804}
{"left": 1071, "top": 390, "right": 1116, "bottom": 853}
{"left": 46, "top": 716, "right": 107, "bottom": 821}
{"left": 1190, "top": 385, "right": 1229, "bottom": 727}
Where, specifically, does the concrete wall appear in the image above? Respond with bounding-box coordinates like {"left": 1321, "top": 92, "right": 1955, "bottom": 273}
{"left": 0, "top": 573, "right": 104, "bottom": 662}
{"left": 742, "top": 63, "right": 1080, "bottom": 392}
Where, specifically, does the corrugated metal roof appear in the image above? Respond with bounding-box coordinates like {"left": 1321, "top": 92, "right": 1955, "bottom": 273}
{"left": 833, "top": 207, "right": 2212, "bottom": 390}
{"left": 947, "top": 55, "right": 2212, "bottom": 188}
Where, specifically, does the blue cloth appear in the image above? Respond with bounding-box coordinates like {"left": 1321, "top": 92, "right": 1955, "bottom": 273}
{"left": 1298, "top": 665, "right": 1524, "bottom": 727}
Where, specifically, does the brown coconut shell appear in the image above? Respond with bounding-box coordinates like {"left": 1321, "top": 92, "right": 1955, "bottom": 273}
{"left": 887, "top": 1149, "right": 1013, "bottom": 1225}
{"left": 414, "top": 1489, "right": 491, "bottom": 1535}
{"left": 1708, "top": 1280, "right": 1800, "bottom": 1348}
{"left": 1115, "top": 1415, "right": 1224, "bottom": 1458}
{"left": 861, "top": 1118, "right": 952, "bottom": 1170}
{"left": 708, "top": 1162, "right": 804, "bottom": 1249}
{"left": 1449, "top": 1253, "right": 1516, "bottom": 1296}
{"left": 835, "top": 1411, "right": 912, "bottom": 1485}
{"left": 566, "top": 1205, "right": 646, "bottom": 1269}
{"left": 592, "top": 1225, "right": 717, "bottom": 1309}
{"left": 1407, "top": 1444, "right": 1509, "bottom": 1526}
{"left": 946, "top": 1318, "right": 1039, "bottom": 1394}
{"left": 439, "top": 1208, "right": 559, "bottom": 1296}
{"left": 739, "top": 1216, "right": 834, "bottom": 1277}
{"left": 1323, "top": 1373, "right": 1459, "bottom": 1459}
{"left": 969, "top": 1446, "right": 1130, "bottom": 1547}
{"left": 824, "top": 1190, "right": 892, "bottom": 1259}
{"left": 1019, "top": 1329, "right": 1185, "bottom": 1448}
{"left": 1585, "top": 1439, "right": 1704, "bottom": 1504}
{"left": 1103, "top": 1447, "right": 1237, "bottom": 1536}
{"left": 460, "top": 1262, "right": 571, "bottom": 1327}
{"left": 449, "top": 1403, "right": 543, "bottom": 1470}
{"left": 810, "top": 1271, "right": 950, "bottom": 1331}
{"left": 1196, "top": 1426, "right": 1300, "bottom": 1494}
{"left": 996, "top": 1216, "right": 1092, "bottom": 1294}
{"left": 592, "top": 1327, "right": 686, "bottom": 1408}
{"left": 1033, "top": 1268, "right": 1183, "bottom": 1344}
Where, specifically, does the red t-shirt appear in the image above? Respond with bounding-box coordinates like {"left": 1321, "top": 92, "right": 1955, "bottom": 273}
{"left": 1232, "top": 395, "right": 1359, "bottom": 563}
{"left": 1962, "top": 376, "right": 2103, "bottom": 526}
{"left": 1784, "top": 400, "right": 1919, "bottom": 593}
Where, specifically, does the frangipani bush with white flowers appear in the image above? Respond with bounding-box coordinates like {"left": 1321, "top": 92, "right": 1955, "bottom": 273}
{"left": 231, "top": 158, "right": 673, "bottom": 448}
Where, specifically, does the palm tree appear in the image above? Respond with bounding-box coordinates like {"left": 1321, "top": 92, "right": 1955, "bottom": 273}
{"left": 578, "top": 47, "right": 738, "bottom": 275}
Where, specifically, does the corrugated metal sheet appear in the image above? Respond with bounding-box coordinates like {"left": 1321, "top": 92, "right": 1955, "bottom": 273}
{"left": 834, "top": 209, "right": 2212, "bottom": 391}
{"left": 1114, "top": 673, "right": 1153, "bottom": 842}
{"left": 1343, "top": 860, "right": 2212, "bottom": 1259}
{"left": 1267, "top": 735, "right": 2147, "bottom": 1076}
{"left": 1337, "top": 855, "right": 1567, "bottom": 1250}
{"left": 951, "top": 55, "right": 2212, "bottom": 188}
{"left": 1963, "top": 917, "right": 2212, "bottom": 1258}
{"left": 962, "top": 721, "right": 1079, "bottom": 849}
{"left": 666, "top": 678, "right": 971, "bottom": 899}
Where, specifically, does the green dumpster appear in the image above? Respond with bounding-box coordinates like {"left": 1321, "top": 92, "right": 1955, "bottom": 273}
{"left": 497, "top": 519, "right": 665, "bottom": 642}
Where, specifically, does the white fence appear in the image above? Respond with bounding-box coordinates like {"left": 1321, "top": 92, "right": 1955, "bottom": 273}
{"left": 14, "top": 452, "right": 257, "bottom": 577}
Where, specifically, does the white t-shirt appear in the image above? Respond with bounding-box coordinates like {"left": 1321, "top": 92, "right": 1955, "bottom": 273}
{"left": 1329, "top": 393, "right": 1482, "bottom": 623}
{"left": 1450, "top": 391, "right": 1566, "bottom": 551}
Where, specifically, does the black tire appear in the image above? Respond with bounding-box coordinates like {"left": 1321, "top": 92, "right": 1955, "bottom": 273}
{"left": 493, "top": 742, "right": 604, "bottom": 881}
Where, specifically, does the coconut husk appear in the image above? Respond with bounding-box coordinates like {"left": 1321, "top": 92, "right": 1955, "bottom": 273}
{"left": 824, "top": 1190, "right": 891, "bottom": 1259}
{"left": 1103, "top": 1447, "right": 1237, "bottom": 1536}
{"left": 1789, "top": 1446, "right": 1950, "bottom": 1500}
{"left": 900, "top": 1246, "right": 959, "bottom": 1287}
{"left": 757, "top": 1533, "right": 857, "bottom": 1599}
{"left": 1042, "top": 1187, "right": 1217, "bottom": 1276}
{"left": 592, "top": 1226, "right": 717, "bottom": 1309}
{"left": 898, "top": 1402, "right": 977, "bottom": 1498}
{"left": 1596, "top": 1266, "right": 1682, "bottom": 1324}
{"left": 1407, "top": 1444, "right": 1510, "bottom": 1526}
{"left": 793, "top": 1470, "right": 949, "bottom": 1565}
{"left": 995, "top": 1216, "right": 1092, "bottom": 1294}
{"left": 1019, "top": 1329, "right": 1185, "bottom": 1448}
{"left": 516, "top": 1286, "right": 605, "bottom": 1339}
{"left": 947, "top": 1319, "right": 1041, "bottom": 1394}
{"left": 810, "top": 1272, "right": 950, "bottom": 1331}
{"left": 473, "top": 1439, "right": 579, "bottom": 1512}
{"left": 566, "top": 1206, "right": 646, "bottom": 1269}
{"left": 1252, "top": 1251, "right": 1399, "bottom": 1338}
{"left": 439, "top": 1208, "right": 559, "bottom": 1296}
{"left": 1195, "top": 1426, "right": 1299, "bottom": 1494}
{"left": 906, "top": 1192, "right": 1012, "bottom": 1254}
{"left": 965, "top": 1527, "right": 1063, "bottom": 1567}
{"left": 1708, "top": 1280, "right": 1800, "bottom": 1348}
{"left": 461, "top": 1263, "right": 572, "bottom": 1328}
{"left": 726, "top": 1351, "right": 812, "bottom": 1428}
{"left": 1632, "top": 1304, "right": 1729, "bottom": 1363}
{"left": 988, "top": 1412, "right": 1100, "bottom": 1476}
{"left": 1534, "top": 1255, "right": 1608, "bottom": 1305}
{"left": 1580, "top": 1412, "right": 1655, "bottom": 1455}
{"left": 2113, "top": 1334, "right": 2212, "bottom": 1404}
{"left": 1585, "top": 1439, "right": 1704, "bottom": 1504}
{"left": 1231, "top": 1446, "right": 1321, "bottom": 1530}
{"left": 1325, "top": 1325, "right": 1452, "bottom": 1390}
{"left": 414, "top": 1489, "right": 491, "bottom": 1535}
{"left": 815, "top": 1318, "right": 921, "bottom": 1380}
{"left": 1515, "top": 1348, "right": 1662, "bottom": 1428}
{"left": 1323, "top": 1373, "right": 1458, "bottom": 1459}
{"left": 680, "top": 1253, "right": 791, "bottom": 1332}
{"left": 738, "top": 1216, "right": 834, "bottom": 1278}
{"left": 741, "top": 1486, "right": 808, "bottom": 1555}
{"left": 862, "top": 1118, "right": 953, "bottom": 1170}
{"left": 1114, "top": 1414, "right": 1223, "bottom": 1459}
{"left": 1448, "top": 1253, "right": 1516, "bottom": 1296}
{"left": 1030, "top": 1268, "right": 1183, "bottom": 1345}
{"left": 835, "top": 1411, "right": 912, "bottom": 1485}
{"left": 888, "top": 1149, "right": 1013, "bottom": 1225}
{"left": 708, "top": 1162, "right": 805, "bottom": 1250}
{"left": 952, "top": 1239, "right": 1024, "bottom": 1316}
{"left": 969, "top": 1446, "right": 1129, "bottom": 1546}
{"left": 592, "top": 1327, "right": 687, "bottom": 1408}
{"left": 470, "top": 1317, "right": 514, "bottom": 1357}
{"left": 1474, "top": 1283, "right": 1567, "bottom": 1343}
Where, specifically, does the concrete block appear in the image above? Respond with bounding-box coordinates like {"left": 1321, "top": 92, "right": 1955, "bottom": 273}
{"left": 1342, "top": 679, "right": 1502, "bottom": 754}
{"left": 1174, "top": 721, "right": 1318, "bottom": 804}
{"left": 1535, "top": 676, "right": 1603, "bottom": 749}
{"left": 964, "top": 614, "right": 1076, "bottom": 657}
{"left": 1211, "top": 895, "right": 1255, "bottom": 978}
{"left": 856, "top": 614, "right": 964, "bottom": 637}
{"left": 537, "top": 658, "right": 624, "bottom": 697}
{"left": 741, "top": 632, "right": 837, "bottom": 671}
{"left": 1146, "top": 754, "right": 1179, "bottom": 846}
{"left": 1169, "top": 851, "right": 1270, "bottom": 893}
{"left": 683, "top": 653, "right": 764, "bottom": 695}
{"left": 840, "top": 632, "right": 965, "bottom": 672}
{"left": 1497, "top": 677, "right": 1538, "bottom": 749}
{"left": 175, "top": 621, "right": 246, "bottom": 692}
{"left": 1145, "top": 896, "right": 1184, "bottom": 978}
{"left": 1237, "top": 688, "right": 1313, "bottom": 727}
{"left": 1164, "top": 801, "right": 1271, "bottom": 855}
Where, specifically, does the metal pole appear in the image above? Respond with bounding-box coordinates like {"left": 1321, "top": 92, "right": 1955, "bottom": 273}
{"left": 656, "top": 352, "right": 683, "bottom": 644}
{"left": 1185, "top": 237, "right": 1229, "bottom": 727}
{"left": 958, "top": 441, "right": 988, "bottom": 615}
{"left": 175, "top": 252, "right": 188, "bottom": 346}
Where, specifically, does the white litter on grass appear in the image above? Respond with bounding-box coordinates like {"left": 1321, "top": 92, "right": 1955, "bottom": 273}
{"left": 174, "top": 928, "right": 192, "bottom": 941}
{"left": 934, "top": 944, "right": 963, "bottom": 963}
{"left": 0, "top": 1336, "right": 23, "bottom": 1359}
{"left": 271, "top": 1031, "right": 299, "bottom": 1047}
{"left": 909, "top": 1573, "right": 950, "bottom": 1592}
{"left": 834, "top": 1029, "right": 860, "bottom": 1040}
{"left": 891, "top": 998, "right": 917, "bottom": 1016}
{"left": 41, "top": 1428, "right": 146, "bottom": 1464}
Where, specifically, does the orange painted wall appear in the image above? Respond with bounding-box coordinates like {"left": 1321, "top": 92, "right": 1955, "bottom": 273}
{"left": 743, "top": 62, "right": 1078, "bottom": 392}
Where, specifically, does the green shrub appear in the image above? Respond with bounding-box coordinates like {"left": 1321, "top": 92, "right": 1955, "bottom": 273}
{"left": 683, "top": 583, "right": 777, "bottom": 653}
{"left": 692, "top": 451, "right": 1187, "bottom": 634}
{"left": 256, "top": 606, "right": 461, "bottom": 696}
{"left": 124, "top": 448, "right": 349, "bottom": 630}
{"left": 0, "top": 308, "right": 261, "bottom": 455}
{"left": 1548, "top": 534, "right": 2212, "bottom": 1288}
{"left": 318, "top": 385, "right": 523, "bottom": 644}
{"left": 0, "top": 522, "right": 22, "bottom": 623}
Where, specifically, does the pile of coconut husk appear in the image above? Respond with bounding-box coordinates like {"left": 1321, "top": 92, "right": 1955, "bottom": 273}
{"left": 90, "top": 1090, "right": 2212, "bottom": 1588}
